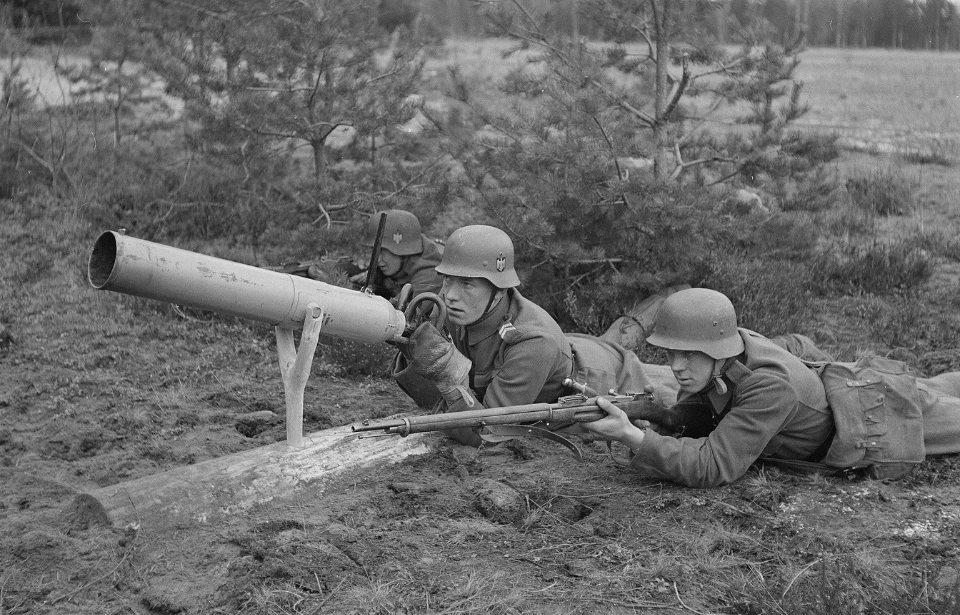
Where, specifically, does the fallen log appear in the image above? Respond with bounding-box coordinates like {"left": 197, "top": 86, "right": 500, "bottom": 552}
{"left": 71, "top": 363, "right": 679, "bottom": 532}
{"left": 75, "top": 426, "right": 434, "bottom": 532}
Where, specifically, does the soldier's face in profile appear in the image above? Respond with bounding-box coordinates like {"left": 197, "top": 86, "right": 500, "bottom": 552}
{"left": 441, "top": 275, "right": 497, "bottom": 326}
{"left": 665, "top": 349, "right": 716, "bottom": 394}
{"left": 377, "top": 250, "right": 403, "bottom": 277}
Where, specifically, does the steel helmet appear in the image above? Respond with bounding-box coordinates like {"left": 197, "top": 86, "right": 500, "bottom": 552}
{"left": 362, "top": 209, "right": 423, "bottom": 256}
{"left": 646, "top": 288, "right": 745, "bottom": 360}
{"left": 436, "top": 225, "right": 520, "bottom": 289}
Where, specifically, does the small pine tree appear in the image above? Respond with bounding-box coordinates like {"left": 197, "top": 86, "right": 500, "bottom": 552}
{"left": 136, "top": 0, "right": 425, "bottom": 181}
{"left": 427, "top": 0, "right": 834, "bottom": 328}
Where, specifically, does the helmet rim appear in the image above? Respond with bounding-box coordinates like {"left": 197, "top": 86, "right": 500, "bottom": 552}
{"left": 645, "top": 288, "right": 745, "bottom": 360}
{"left": 362, "top": 209, "right": 423, "bottom": 256}
{"left": 436, "top": 225, "right": 520, "bottom": 289}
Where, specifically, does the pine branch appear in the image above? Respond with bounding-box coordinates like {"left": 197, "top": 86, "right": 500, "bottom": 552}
{"left": 661, "top": 54, "right": 690, "bottom": 123}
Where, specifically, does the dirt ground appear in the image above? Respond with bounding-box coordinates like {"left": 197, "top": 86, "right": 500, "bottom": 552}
{"left": 2, "top": 196, "right": 960, "bottom": 615}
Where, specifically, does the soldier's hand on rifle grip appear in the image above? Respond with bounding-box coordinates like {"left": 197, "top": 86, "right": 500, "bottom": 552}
{"left": 632, "top": 384, "right": 672, "bottom": 434}
{"left": 584, "top": 397, "right": 646, "bottom": 451}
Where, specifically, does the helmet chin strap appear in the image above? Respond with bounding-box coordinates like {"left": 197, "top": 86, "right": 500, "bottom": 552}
{"left": 482, "top": 287, "right": 506, "bottom": 318}
{"left": 712, "top": 357, "right": 735, "bottom": 395}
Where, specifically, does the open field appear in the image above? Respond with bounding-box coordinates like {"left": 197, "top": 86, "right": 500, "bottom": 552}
{"left": 795, "top": 48, "right": 960, "bottom": 153}
{"left": 2, "top": 44, "right": 960, "bottom": 614}
{"left": 438, "top": 41, "right": 960, "bottom": 158}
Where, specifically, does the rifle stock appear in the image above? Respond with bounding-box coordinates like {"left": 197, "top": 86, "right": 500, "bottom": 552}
{"left": 352, "top": 392, "right": 711, "bottom": 438}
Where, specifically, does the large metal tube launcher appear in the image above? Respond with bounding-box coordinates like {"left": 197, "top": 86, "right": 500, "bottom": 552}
{"left": 88, "top": 230, "right": 406, "bottom": 344}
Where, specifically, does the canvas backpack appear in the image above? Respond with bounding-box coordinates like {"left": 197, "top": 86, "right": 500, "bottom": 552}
{"left": 763, "top": 356, "right": 925, "bottom": 480}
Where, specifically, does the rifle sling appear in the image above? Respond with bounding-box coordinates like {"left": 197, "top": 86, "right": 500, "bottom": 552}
{"left": 479, "top": 424, "right": 584, "bottom": 461}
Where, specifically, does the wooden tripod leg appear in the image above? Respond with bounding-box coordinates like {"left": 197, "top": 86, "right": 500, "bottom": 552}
{"left": 275, "top": 304, "right": 325, "bottom": 447}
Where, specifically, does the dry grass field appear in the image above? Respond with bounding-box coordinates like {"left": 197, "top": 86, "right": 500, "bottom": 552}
{"left": 2, "top": 43, "right": 960, "bottom": 615}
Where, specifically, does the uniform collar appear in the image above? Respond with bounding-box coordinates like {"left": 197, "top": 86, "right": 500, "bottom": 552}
{"left": 460, "top": 289, "right": 514, "bottom": 345}
{"left": 704, "top": 356, "right": 750, "bottom": 415}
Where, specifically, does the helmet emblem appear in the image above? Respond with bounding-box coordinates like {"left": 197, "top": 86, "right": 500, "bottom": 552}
{"left": 392, "top": 232, "right": 403, "bottom": 245}
{"left": 496, "top": 253, "right": 506, "bottom": 272}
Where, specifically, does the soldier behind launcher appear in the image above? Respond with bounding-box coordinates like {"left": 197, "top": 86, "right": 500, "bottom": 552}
{"left": 350, "top": 209, "right": 444, "bottom": 304}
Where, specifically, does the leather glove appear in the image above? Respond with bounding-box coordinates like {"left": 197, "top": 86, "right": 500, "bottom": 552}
{"left": 408, "top": 322, "right": 475, "bottom": 407}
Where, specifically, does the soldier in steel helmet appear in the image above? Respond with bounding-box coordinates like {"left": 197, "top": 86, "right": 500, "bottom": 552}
{"left": 395, "top": 224, "right": 653, "bottom": 446}
{"left": 353, "top": 209, "right": 444, "bottom": 303}
{"left": 582, "top": 287, "right": 960, "bottom": 487}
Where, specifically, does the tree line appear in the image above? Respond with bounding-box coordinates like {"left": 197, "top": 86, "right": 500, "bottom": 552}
{"left": 468, "top": 0, "right": 960, "bottom": 50}
{"left": 749, "top": 0, "right": 960, "bottom": 50}
{"left": 5, "top": 0, "right": 959, "bottom": 50}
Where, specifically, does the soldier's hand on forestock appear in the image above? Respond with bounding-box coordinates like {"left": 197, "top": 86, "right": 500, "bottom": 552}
{"left": 408, "top": 322, "right": 474, "bottom": 407}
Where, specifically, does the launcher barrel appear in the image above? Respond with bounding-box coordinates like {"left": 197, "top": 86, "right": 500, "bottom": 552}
{"left": 88, "top": 230, "right": 407, "bottom": 344}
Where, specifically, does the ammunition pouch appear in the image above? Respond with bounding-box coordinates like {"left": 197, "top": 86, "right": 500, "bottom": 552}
{"left": 391, "top": 351, "right": 442, "bottom": 409}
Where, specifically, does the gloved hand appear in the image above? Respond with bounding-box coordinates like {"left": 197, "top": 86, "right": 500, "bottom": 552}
{"left": 407, "top": 322, "right": 475, "bottom": 407}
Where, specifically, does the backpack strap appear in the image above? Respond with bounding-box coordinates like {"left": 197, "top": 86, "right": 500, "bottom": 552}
{"left": 724, "top": 359, "right": 752, "bottom": 385}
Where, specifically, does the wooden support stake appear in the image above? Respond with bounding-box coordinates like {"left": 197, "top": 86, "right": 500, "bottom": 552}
{"left": 275, "top": 304, "right": 325, "bottom": 447}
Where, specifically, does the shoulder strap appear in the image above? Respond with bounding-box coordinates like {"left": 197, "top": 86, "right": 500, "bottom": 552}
{"left": 724, "top": 359, "right": 752, "bottom": 385}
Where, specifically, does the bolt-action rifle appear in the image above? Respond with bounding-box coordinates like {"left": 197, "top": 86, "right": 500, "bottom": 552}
{"left": 352, "top": 387, "right": 714, "bottom": 459}
{"left": 268, "top": 256, "right": 364, "bottom": 280}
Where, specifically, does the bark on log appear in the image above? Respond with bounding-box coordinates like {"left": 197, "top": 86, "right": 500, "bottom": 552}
{"left": 72, "top": 363, "right": 680, "bottom": 532}
{"left": 77, "top": 426, "right": 434, "bottom": 531}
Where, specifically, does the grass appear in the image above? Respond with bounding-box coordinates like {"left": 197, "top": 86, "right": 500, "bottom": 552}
{"left": 795, "top": 48, "right": 960, "bottom": 134}
{"left": 814, "top": 238, "right": 935, "bottom": 294}
{"left": 845, "top": 167, "right": 919, "bottom": 216}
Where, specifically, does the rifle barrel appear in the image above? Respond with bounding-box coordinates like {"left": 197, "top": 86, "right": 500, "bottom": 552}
{"left": 352, "top": 397, "right": 658, "bottom": 436}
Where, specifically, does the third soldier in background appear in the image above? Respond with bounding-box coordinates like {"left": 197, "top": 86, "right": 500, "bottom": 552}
{"left": 353, "top": 209, "right": 444, "bottom": 304}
